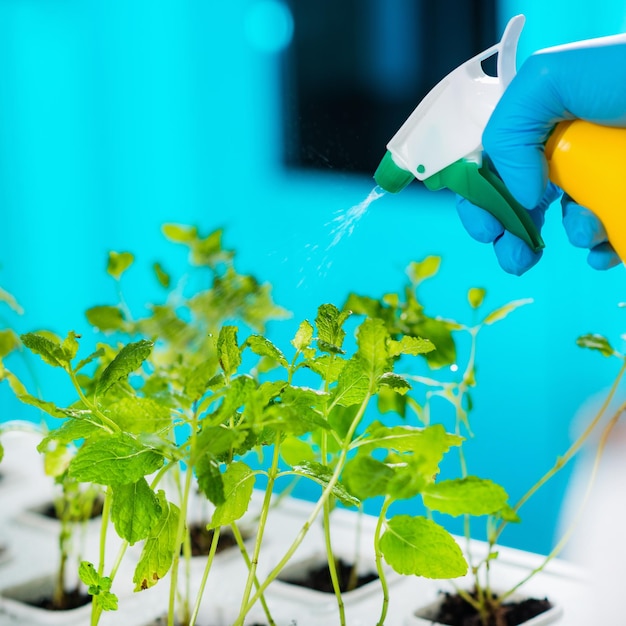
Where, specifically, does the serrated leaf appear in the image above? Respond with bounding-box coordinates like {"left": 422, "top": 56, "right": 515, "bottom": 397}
{"left": 576, "top": 333, "right": 615, "bottom": 357}
{"left": 97, "top": 340, "right": 153, "bottom": 396}
{"left": 13, "top": 389, "right": 68, "bottom": 419}
{"left": 411, "top": 318, "right": 456, "bottom": 369}
{"left": 106, "top": 397, "right": 171, "bottom": 435}
{"left": 380, "top": 515, "right": 467, "bottom": 578}
{"left": 483, "top": 298, "right": 532, "bottom": 325}
{"left": 133, "top": 492, "right": 179, "bottom": 591}
{"left": 333, "top": 357, "right": 370, "bottom": 407}
{"left": 388, "top": 336, "right": 435, "bottom": 358}
{"left": 21, "top": 333, "right": 66, "bottom": 367}
{"left": 218, "top": 326, "right": 241, "bottom": 377}
{"left": 315, "top": 304, "right": 350, "bottom": 351}
{"left": 196, "top": 455, "right": 226, "bottom": 506}
{"left": 357, "top": 317, "right": 390, "bottom": 382}
{"left": 111, "top": 479, "right": 162, "bottom": 545}
{"left": 196, "top": 426, "right": 246, "bottom": 459}
{"left": 75, "top": 348, "right": 105, "bottom": 373}
{"left": 68, "top": 433, "right": 163, "bottom": 485}
{"left": 305, "top": 355, "right": 347, "bottom": 383}
{"left": 342, "top": 456, "right": 394, "bottom": 500}
{"left": 208, "top": 462, "right": 255, "bottom": 528}
{"left": 244, "top": 335, "right": 288, "bottom": 367}
{"left": 292, "top": 320, "right": 314, "bottom": 351}
{"left": 422, "top": 477, "right": 509, "bottom": 517}
{"left": 107, "top": 251, "right": 134, "bottom": 279}
{"left": 79, "top": 561, "right": 100, "bottom": 587}
{"left": 184, "top": 361, "right": 221, "bottom": 401}
{"left": 293, "top": 461, "right": 359, "bottom": 507}
{"left": 376, "top": 386, "right": 407, "bottom": 418}
{"left": 378, "top": 372, "right": 411, "bottom": 395}
{"left": 61, "top": 331, "right": 80, "bottom": 361}
{"left": 86, "top": 306, "right": 126, "bottom": 332}
{"left": 38, "top": 419, "right": 102, "bottom": 451}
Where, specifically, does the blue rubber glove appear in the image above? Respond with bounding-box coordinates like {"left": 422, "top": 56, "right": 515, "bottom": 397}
{"left": 458, "top": 34, "right": 626, "bottom": 274}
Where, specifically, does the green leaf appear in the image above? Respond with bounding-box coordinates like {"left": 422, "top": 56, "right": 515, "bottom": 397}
{"left": 342, "top": 456, "right": 394, "bottom": 500}
{"left": 468, "top": 287, "right": 486, "bottom": 309}
{"left": 111, "top": 479, "right": 162, "bottom": 545}
{"left": 279, "top": 436, "right": 317, "bottom": 466}
{"left": 196, "top": 456, "right": 226, "bottom": 506}
{"left": 38, "top": 419, "right": 102, "bottom": 451}
{"left": 162, "top": 223, "right": 197, "bottom": 243}
{"left": 244, "top": 335, "right": 288, "bottom": 367}
{"left": 13, "top": 389, "right": 68, "bottom": 419}
{"left": 133, "top": 492, "right": 180, "bottom": 591}
{"left": 218, "top": 326, "right": 241, "bottom": 377}
{"left": 357, "top": 318, "right": 390, "bottom": 382}
{"left": 184, "top": 361, "right": 221, "bottom": 401}
{"left": 305, "top": 355, "right": 347, "bottom": 384}
{"left": 61, "top": 331, "right": 80, "bottom": 361}
{"left": 20, "top": 333, "right": 66, "bottom": 367}
{"left": 86, "top": 306, "right": 126, "bottom": 332}
{"left": 196, "top": 426, "right": 246, "bottom": 460}
{"left": 388, "top": 336, "right": 435, "bottom": 358}
{"left": 97, "top": 340, "right": 153, "bottom": 396}
{"left": 483, "top": 298, "right": 532, "bottom": 325}
{"left": 315, "top": 304, "right": 350, "bottom": 352}
{"left": 293, "top": 461, "right": 359, "bottom": 508}
{"left": 380, "top": 515, "right": 467, "bottom": 579}
{"left": 208, "top": 462, "right": 255, "bottom": 528}
{"left": 75, "top": 348, "right": 105, "bottom": 373}
{"left": 107, "top": 251, "right": 134, "bottom": 279}
{"left": 411, "top": 318, "right": 456, "bottom": 369}
{"left": 79, "top": 562, "right": 118, "bottom": 611}
{"left": 292, "top": 320, "right": 314, "bottom": 351}
{"left": 576, "top": 333, "right": 615, "bottom": 357}
{"left": 106, "top": 397, "right": 171, "bottom": 435}
{"left": 422, "top": 477, "right": 509, "bottom": 517}
{"left": 0, "top": 329, "right": 19, "bottom": 358}
{"left": 68, "top": 433, "right": 164, "bottom": 485}
{"left": 407, "top": 256, "right": 441, "bottom": 285}
{"left": 265, "top": 386, "right": 329, "bottom": 436}
{"left": 333, "top": 357, "right": 369, "bottom": 407}
{"left": 0, "top": 287, "right": 23, "bottom": 314}
{"left": 153, "top": 262, "right": 171, "bottom": 288}
{"left": 376, "top": 386, "right": 407, "bottom": 418}
{"left": 378, "top": 372, "right": 411, "bottom": 395}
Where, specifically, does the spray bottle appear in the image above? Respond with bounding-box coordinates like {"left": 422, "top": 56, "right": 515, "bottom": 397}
{"left": 374, "top": 14, "right": 626, "bottom": 265}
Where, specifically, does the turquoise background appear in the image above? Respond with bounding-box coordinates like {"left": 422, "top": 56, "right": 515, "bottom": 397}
{"left": 0, "top": 0, "right": 625, "bottom": 556}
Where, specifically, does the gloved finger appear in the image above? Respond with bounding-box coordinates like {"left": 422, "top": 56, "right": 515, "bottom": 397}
{"left": 492, "top": 204, "right": 547, "bottom": 276}
{"left": 493, "top": 230, "right": 543, "bottom": 276}
{"left": 456, "top": 196, "right": 504, "bottom": 243}
{"left": 484, "top": 39, "right": 626, "bottom": 210}
{"left": 561, "top": 195, "right": 608, "bottom": 248}
{"left": 587, "top": 242, "right": 621, "bottom": 270}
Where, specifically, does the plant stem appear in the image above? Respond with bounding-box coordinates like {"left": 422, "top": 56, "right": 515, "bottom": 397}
{"left": 374, "top": 498, "right": 391, "bottom": 626}
{"left": 98, "top": 487, "right": 112, "bottom": 576}
{"left": 500, "top": 397, "right": 626, "bottom": 603}
{"left": 237, "top": 432, "right": 282, "bottom": 621}
{"left": 235, "top": 393, "right": 372, "bottom": 625}
{"left": 494, "top": 359, "right": 626, "bottom": 544}
{"left": 320, "top": 428, "right": 346, "bottom": 626}
{"left": 188, "top": 527, "right": 220, "bottom": 626}
{"left": 67, "top": 368, "right": 120, "bottom": 433}
{"left": 231, "top": 523, "right": 275, "bottom": 626}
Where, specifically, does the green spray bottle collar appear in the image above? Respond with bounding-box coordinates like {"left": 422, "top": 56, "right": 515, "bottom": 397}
{"left": 423, "top": 159, "right": 545, "bottom": 253}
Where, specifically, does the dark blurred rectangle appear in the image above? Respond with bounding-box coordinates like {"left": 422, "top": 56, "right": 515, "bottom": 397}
{"left": 282, "top": 0, "right": 496, "bottom": 175}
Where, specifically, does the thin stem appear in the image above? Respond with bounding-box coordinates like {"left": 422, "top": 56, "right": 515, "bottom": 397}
{"left": 231, "top": 523, "right": 275, "bottom": 626}
{"left": 97, "top": 487, "right": 112, "bottom": 577}
{"left": 500, "top": 397, "right": 626, "bottom": 603}
{"left": 237, "top": 432, "right": 282, "bottom": 620}
{"left": 235, "top": 392, "right": 372, "bottom": 625}
{"left": 67, "top": 368, "right": 120, "bottom": 433}
{"left": 374, "top": 499, "right": 392, "bottom": 626}
{"left": 494, "top": 359, "right": 626, "bottom": 544}
{"left": 189, "top": 527, "right": 221, "bottom": 626}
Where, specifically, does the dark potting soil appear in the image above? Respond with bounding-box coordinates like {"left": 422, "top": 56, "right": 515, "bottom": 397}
{"left": 39, "top": 497, "right": 104, "bottom": 521}
{"left": 185, "top": 523, "right": 244, "bottom": 557}
{"left": 281, "top": 558, "right": 378, "bottom": 593}
{"left": 29, "top": 588, "right": 91, "bottom": 612}
{"left": 431, "top": 591, "right": 553, "bottom": 626}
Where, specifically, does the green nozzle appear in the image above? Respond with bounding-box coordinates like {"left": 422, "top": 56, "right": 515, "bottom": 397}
{"left": 374, "top": 150, "right": 415, "bottom": 193}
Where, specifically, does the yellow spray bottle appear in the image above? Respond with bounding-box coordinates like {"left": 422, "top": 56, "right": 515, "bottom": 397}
{"left": 545, "top": 120, "right": 626, "bottom": 263}
{"left": 374, "top": 14, "right": 626, "bottom": 266}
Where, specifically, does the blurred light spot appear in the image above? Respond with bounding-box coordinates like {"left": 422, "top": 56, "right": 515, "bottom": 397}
{"left": 244, "top": 1, "right": 294, "bottom": 53}
{"left": 450, "top": 364, "right": 459, "bottom": 373}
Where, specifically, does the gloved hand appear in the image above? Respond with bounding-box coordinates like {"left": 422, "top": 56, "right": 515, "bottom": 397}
{"left": 458, "top": 33, "right": 626, "bottom": 275}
